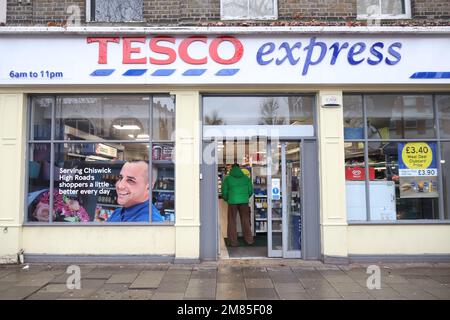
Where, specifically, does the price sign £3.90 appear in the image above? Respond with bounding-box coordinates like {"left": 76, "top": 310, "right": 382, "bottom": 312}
{"left": 398, "top": 142, "right": 438, "bottom": 199}
{"left": 398, "top": 142, "right": 437, "bottom": 177}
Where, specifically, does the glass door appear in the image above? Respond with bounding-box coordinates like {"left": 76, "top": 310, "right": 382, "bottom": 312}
{"left": 283, "top": 142, "right": 302, "bottom": 258}
{"left": 268, "top": 141, "right": 283, "bottom": 257}
{"left": 267, "top": 141, "right": 302, "bottom": 258}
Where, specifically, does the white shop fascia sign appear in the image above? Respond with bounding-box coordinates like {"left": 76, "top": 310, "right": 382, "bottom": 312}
{"left": 0, "top": 33, "right": 449, "bottom": 85}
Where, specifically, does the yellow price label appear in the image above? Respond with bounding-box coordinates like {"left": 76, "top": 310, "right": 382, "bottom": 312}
{"left": 401, "top": 142, "right": 433, "bottom": 169}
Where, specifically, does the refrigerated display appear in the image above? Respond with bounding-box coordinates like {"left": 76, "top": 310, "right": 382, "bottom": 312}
{"left": 346, "top": 180, "right": 397, "bottom": 220}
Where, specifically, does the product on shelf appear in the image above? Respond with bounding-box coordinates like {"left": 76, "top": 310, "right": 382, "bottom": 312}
{"left": 152, "top": 144, "right": 174, "bottom": 161}
{"left": 252, "top": 165, "right": 269, "bottom": 235}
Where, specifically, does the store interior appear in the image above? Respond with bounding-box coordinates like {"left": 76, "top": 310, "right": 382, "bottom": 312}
{"left": 217, "top": 139, "right": 269, "bottom": 258}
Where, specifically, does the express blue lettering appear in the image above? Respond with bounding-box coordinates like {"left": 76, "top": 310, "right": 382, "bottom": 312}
{"left": 385, "top": 42, "right": 402, "bottom": 65}
{"left": 275, "top": 42, "right": 301, "bottom": 65}
{"left": 347, "top": 42, "right": 366, "bottom": 65}
{"left": 367, "top": 42, "right": 384, "bottom": 65}
{"left": 256, "top": 39, "right": 402, "bottom": 74}
{"left": 329, "top": 42, "right": 349, "bottom": 65}
{"left": 303, "top": 37, "right": 327, "bottom": 75}
{"left": 256, "top": 42, "right": 276, "bottom": 65}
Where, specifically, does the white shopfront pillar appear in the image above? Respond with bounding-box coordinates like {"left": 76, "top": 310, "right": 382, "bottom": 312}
{"left": 0, "top": 93, "right": 26, "bottom": 263}
{"left": 317, "top": 90, "right": 349, "bottom": 263}
{"left": 172, "top": 91, "right": 201, "bottom": 262}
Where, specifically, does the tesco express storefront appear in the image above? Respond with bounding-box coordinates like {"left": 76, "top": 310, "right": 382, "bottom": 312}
{"left": 0, "top": 27, "right": 449, "bottom": 264}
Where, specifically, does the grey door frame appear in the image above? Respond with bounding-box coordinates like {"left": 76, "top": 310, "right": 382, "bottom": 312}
{"left": 302, "top": 139, "right": 321, "bottom": 260}
{"left": 200, "top": 139, "right": 219, "bottom": 260}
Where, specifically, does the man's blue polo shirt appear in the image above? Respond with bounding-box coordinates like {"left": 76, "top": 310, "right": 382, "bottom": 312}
{"left": 107, "top": 201, "right": 165, "bottom": 222}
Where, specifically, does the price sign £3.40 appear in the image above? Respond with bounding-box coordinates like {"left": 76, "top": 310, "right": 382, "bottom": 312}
{"left": 399, "top": 142, "right": 437, "bottom": 177}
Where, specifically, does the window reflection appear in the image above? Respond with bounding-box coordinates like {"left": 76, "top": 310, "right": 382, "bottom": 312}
{"left": 437, "top": 95, "right": 450, "bottom": 138}
{"left": 343, "top": 95, "right": 364, "bottom": 139}
{"left": 442, "top": 142, "right": 450, "bottom": 220}
{"left": 366, "top": 95, "right": 435, "bottom": 139}
{"left": 153, "top": 96, "right": 175, "bottom": 141}
{"left": 55, "top": 95, "right": 150, "bottom": 141}
{"left": 345, "top": 142, "right": 367, "bottom": 220}
{"left": 203, "top": 96, "right": 314, "bottom": 126}
{"left": 31, "top": 97, "right": 53, "bottom": 140}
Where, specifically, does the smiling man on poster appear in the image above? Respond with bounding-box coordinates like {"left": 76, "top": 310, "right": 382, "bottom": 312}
{"left": 107, "top": 160, "right": 164, "bottom": 222}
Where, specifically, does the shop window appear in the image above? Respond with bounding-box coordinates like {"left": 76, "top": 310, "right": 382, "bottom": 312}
{"left": 345, "top": 142, "right": 368, "bottom": 220}
{"left": 221, "top": 0, "right": 277, "bottom": 20}
{"left": 368, "top": 141, "right": 439, "bottom": 220}
{"left": 87, "top": 0, "right": 143, "bottom": 22}
{"left": 203, "top": 96, "right": 313, "bottom": 126}
{"left": 437, "top": 95, "right": 450, "bottom": 138}
{"left": 31, "top": 97, "right": 53, "bottom": 141}
{"left": 366, "top": 95, "right": 435, "bottom": 139}
{"left": 442, "top": 142, "right": 450, "bottom": 220}
{"left": 55, "top": 96, "right": 150, "bottom": 141}
{"left": 343, "top": 93, "right": 448, "bottom": 222}
{"left": 357, "top": 0, "right": 411, "bottom": 20}
{"left": 343, "top": 95, "right": 364, "bottom": 140}
{"left": 152, "top": 96, "right": 175, "bottom": 141}
{"left": 27, "top": 94, "right": 175, "bottom": 224}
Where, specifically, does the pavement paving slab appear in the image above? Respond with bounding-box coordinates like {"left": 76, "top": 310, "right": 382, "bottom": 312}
{"left": 105, "top": 272, "right": 139, "bottom": 284}
{"left": 422, "top": 288, "right": 450, "bottom": 299}
{"left": 274, "top": 282, "right": 306, "bottom": 294}
{"left": 278, "top": 292, "right": 311, "bottom": 300}
{"left": 305, "top": 286, "right": 342, "bottom": 299}
{"left": 217, "top": 273, "right": 244, "bottom": 283}
{"left": 0, "top": 285, "right": 42, "bottom": 300}
{"left": 129, "top": 270, "right": 165, "bottom": 289}
{"left": 244, "top": 278, "right": 274, "bottom": 289}
{"left": 0, "top": 262, "right": 449, "bottom": 300}
{"left": 184, "top": 284, "right": 216, "bottom": 299}
{"left": 152, "top": 292, "right": 184, "bottom": 300}
{"left": 216, "top": 282, "right": 247, "bottom": 300}
{"left": 246, "top": 288, "right": 278, "bottom": 300}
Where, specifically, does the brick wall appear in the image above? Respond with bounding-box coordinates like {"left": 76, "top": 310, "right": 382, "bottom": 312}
{"left": 279, "top": 0, "right": 355, "bottom": 21}
{"left": 413, "top": 0, "right": 450, "bottom": 20}
{"left": 7, "top": 0, "right": 33, "bottom": 25}
{"left": 33, "top": 0, "right": 85, "bottom": 25}
{"left": 4, "top": 0, "right": 450, "bottom": 26}
{"left": 7, "top": 0, "right": 85, "bottom": 25}
{"left": 180, "top": 0, "right": 220, "bottom": 23}
{"left": 144, "top": 0, "right": 180, "bottom": 24}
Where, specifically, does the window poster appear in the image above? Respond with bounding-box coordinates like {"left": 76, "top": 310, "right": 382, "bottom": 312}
{"left": 398, "top": 142, "right": 438, "bottom": 198}
{"left": 271, "top": 178, "right": 281, "bottom": 200}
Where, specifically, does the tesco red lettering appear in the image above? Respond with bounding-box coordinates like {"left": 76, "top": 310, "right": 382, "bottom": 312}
{"left": 179, "top": 36, "right": 207, "bottom": 65}
{"left": 87, "top": 36, "right": 243, "bottom": 66}
{"left": 209, "top": 36, "right": 244, "bottom": 64}
{"left": 87, "top": 37, "right": 120, "bottom": 64}
{"left": 149, "top": 36, "right": 176, "bottom": 65}
{"left": 123, "top": 37, "right": 146, "bottom": 64}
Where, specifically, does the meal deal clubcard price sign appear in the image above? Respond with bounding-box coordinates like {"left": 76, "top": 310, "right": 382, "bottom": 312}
{"left": 398, "top": 142, "right": 438, "bottom": 198}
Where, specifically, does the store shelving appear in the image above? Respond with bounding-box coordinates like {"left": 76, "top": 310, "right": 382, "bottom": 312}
{"left": 252, "top": 164, "right": 268, "bottom": 235}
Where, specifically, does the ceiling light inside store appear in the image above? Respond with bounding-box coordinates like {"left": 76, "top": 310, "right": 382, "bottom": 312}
{"left": 135, "top": 134, "right": 150, "bottom": 140}
{"left": 128, "top": 134, "right": 135, "bottom": 138}
{"left": 113, "top": 124, "right": 141, "bottom": 130}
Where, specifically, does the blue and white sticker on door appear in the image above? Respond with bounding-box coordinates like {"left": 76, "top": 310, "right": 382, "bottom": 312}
{"left": 272, "top": 178, "right": 281, "bottom": 200}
